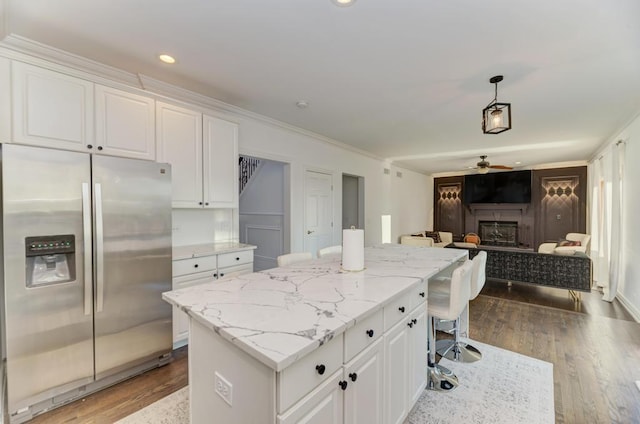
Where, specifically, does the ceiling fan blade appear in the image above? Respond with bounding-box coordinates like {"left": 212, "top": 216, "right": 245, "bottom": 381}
{"left": 489, "top": 165, "right": 513, "bottom": 170}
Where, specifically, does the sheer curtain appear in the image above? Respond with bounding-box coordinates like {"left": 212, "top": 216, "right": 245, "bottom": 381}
{"left": 589, "top": 141, "right": 625, "bottom": 302}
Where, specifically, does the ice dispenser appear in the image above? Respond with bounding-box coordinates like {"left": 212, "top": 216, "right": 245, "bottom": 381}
{"left": 25, "top": 235, "right": 76, "bottom": 287}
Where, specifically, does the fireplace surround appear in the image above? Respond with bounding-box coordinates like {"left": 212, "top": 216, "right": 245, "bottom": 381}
{"left": 479, "top": 220, "right": 518, "bottom": 247}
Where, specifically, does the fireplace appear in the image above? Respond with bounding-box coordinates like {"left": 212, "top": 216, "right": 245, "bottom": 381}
{"left": 478, "top": 221, "right": 518, "bottom": 247}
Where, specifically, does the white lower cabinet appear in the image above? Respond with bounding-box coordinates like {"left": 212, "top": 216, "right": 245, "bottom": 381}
{"left": 278, "top": 370, "right": 344, "bottom": 424}
{"left": 172, "top": 272, "right": 216, "bottom": 346}
{"left": 343, "top": 339, "right": 384, "bottom": 424}
{"left": 385, "top": 305, "right": 427, "bottom": 424}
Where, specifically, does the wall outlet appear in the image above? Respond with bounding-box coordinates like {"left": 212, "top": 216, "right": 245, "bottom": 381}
{"left": 215, "top": 372, "right": 233, "bottom": 406}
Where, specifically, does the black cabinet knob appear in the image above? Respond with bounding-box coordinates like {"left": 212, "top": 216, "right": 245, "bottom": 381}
{"left": 366, "top": 329, "right": 374, "bottom": 338}
{"left": 97, "top": 146, "right": 103, "bottom": 151}
{"left": 339, "top": 380, "right": 348, "bottom": 390}
{"left": 87, "top": 144, "right": 93, "bottom": 149}
{"left": 412, "top": 318, "right": 417, "bottom": 324}
{"left": 349, "top": 372, "right": 357, "bottom": 382}
{"left": 205, "top": 202, "right": 209, "bottom": 206}
{"left": 199, "top": 202, "right": 203, "bottom": 205}
{"left": 407, "top": 322, "right": 414, "bottom": 328}
{"left": 419, "top": 292, "right": 425, "bottom": 298}
{"left": 194, "top": 264, "right": 199, "bottom": 268}
{"left": 315, "top": 364, "right": 326, "bottom": 375}
{"left": 236, "top": 257, "right": 240, "bottom": 261}
{"left": 219, "top": 273, "right": 224, "bottom": 277}
{"left": 398, "top": 306, "right": 405, "bottom": 313}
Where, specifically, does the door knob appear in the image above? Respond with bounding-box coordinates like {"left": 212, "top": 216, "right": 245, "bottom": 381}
{"left": 307, "top": 230, "right": 314, "bottom": 234}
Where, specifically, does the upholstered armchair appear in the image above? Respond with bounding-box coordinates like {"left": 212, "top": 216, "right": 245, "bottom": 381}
{"left": 538, "top": 233, "right": 591, "bottom": 255}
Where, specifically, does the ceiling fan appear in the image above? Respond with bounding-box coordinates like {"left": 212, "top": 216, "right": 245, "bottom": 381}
{"left": 476, "top": 155, "right": 513, "bottom": 174}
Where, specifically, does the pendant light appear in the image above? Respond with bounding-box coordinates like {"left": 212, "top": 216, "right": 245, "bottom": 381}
{"left": 482, "top": 75, "right": 511, "bottom": 134}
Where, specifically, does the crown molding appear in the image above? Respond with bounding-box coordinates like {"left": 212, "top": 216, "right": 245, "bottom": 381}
{"left": 0, "top": 34, "right": 144, "bottom": 89}
{"left": 137, "top": 74, "right": 383, "bottom": 162}
{"left": 0, "top": 34, "right": 384, "bottom": 164}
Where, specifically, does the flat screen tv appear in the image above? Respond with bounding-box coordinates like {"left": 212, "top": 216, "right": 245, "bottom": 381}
{"left": 463, "top": 170, "right": 532, "bottom": 204}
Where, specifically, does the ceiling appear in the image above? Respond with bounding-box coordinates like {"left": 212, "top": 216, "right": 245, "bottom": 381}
{"left": 2, "top": 0, "right": 640, "bottom": 175}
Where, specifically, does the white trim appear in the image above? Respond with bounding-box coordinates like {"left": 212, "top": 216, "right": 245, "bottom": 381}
{"left": 0, "top": 35, "right": 141, "bottom": 88}
{"left": 617, "top": 292, "right": 640, "bottom": 323}
{"left": 590, "top": 110, "right": 640, "bottom": 162}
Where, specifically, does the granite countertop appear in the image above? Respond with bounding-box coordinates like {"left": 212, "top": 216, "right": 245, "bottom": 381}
{"left": 163, "top": 244, "right": 466, "bottom": 371}
{"left": 173, "top": 242, "right": 257, "bottom": 261}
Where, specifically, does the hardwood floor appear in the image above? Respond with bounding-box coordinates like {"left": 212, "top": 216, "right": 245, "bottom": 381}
{"left": 27, "top": 280, "right": 640, "bottom": 423}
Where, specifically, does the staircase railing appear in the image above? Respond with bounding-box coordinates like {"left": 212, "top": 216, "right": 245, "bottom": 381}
{"left": 239, "top": 155, "right": 262, "bottom": 195}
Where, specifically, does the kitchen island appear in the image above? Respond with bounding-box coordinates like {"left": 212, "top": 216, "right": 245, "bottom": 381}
{"left": 163, "top": 244, "right": 466, "bottom": 424}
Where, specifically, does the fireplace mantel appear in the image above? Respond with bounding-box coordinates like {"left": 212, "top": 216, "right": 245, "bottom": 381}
{"left": 465, "top": 203, "right": 530, "bottom": 215}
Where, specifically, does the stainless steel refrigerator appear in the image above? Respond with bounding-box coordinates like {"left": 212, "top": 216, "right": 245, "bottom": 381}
{"left": 0, "top": 144, "right": 173, "bottom": 423}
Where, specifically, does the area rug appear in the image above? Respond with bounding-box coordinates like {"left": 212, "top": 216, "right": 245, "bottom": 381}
{"left": 406, "top": 340, "right": 554, "bottom": 424}
{"left": 116, "top": 340, "right": 554, "bottom": 424}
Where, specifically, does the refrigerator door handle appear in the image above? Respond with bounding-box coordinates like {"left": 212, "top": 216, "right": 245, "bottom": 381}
{"left": 95, "top": 183, "right": 105, "bottom": 313}
{"left": 82, "top": 183, "right": 92, "bottom": 316}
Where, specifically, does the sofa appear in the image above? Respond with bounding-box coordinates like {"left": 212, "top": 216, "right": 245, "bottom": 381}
{"left": 400, "top": 231, "right": 453, "bottom": 248}
{"left": 538, "top": 233, "right": 591, "bottom": 256}
{"left": 446, "top": 244, "right": 592, "bottom": 292}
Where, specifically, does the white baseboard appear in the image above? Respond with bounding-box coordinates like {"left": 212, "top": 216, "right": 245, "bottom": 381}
{"left": 616, "top": 292, "right": 640, "bottom": 323}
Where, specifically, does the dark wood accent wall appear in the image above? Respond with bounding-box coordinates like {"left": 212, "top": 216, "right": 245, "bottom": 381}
{"left": 433, "top": 176, "right": 465, "bottom": 240}
{"left": 433, "top": 166, "right": 587, "bottom": 250}
{"left": 532, "top": 166, "right": 587, "bottom": 249}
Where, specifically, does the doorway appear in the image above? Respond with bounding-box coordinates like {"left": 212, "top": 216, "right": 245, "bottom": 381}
{"left": 238, "top": 155, "right": 289, "bottom": 271}
{"left": 304, "top": 169, "right": 334, "bottom": 256}
{"left": 342, "top": 173, "right": 365, "bottom": 230}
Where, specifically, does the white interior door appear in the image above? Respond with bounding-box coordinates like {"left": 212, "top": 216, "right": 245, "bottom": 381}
{"left": 304, "top": 170, "right": 333, "bottom": 256}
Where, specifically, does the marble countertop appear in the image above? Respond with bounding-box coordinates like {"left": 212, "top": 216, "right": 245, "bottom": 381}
{"left": 163, "top": 244, "right": 466, "bottom": 371}
{"left": 173, "top": 242, "right": 257, "bottom": 260}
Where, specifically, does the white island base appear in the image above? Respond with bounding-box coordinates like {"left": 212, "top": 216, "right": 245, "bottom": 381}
{"left": 164, "top": 245, "right": 467, "bottom": 424}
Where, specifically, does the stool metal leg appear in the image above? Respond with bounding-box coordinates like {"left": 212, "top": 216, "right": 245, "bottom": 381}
{"left": 427, "top": 316, "right": 458, "bottom": 391}
{"left": 436, "top": 316, "right": 482, "bottom": 363}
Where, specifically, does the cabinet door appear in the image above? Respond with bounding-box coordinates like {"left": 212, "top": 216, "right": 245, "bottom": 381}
{"left": 278, "top": 371, "right": 343, "bottom": 424}
{"left": 203, "top": 114, "right": 239, "bottom": 208}
{"left": 408, "top": 306, "right": 428, "bottom": 406}
{"left": 156, "top": 102, "right": 203, "bottom": 207}
{"left": 12, "top": 61, "right": 93, "bottom": 151}
{"left": 344, "top": 339, "right": 384, "bottom": 424}
{"left": 95, "top": 85, "right": 155, "bottom": 160}
{"left": 172, "top": 272, "right": 216, "bottom": 347}
{"left": 384, "top": 319, "right": 410, "bottom": 424}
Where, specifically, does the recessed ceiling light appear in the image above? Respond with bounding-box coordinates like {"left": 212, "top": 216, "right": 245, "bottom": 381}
{"left": 331, "top": 0, "right": 356, "bottom": 7}
{"left": 296, "top": 100, "right": 309, "bottom": 109}
{"left": 159, "top": 54, "right": 176, "bottom": 64}
{"left": 515, "top": 161, "right": 522, "bottom": 165}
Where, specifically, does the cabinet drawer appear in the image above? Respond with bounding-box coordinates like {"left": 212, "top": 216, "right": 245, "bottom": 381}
{"left": 410, "top": 279, "right": 428, "bottom": 310}
{"left": 277, "top": 335, "right": 343, "bottom": 414}
{"left": 217, "top": 249, "right": 253, "bottom": 268}
{"left": 217, "top": 263, "right": 253, "bottom": 280}
{"left": 173, "top": 255, "right": 217, "bottom": 277}
{"left": 383, "top": 291, "right": 413, "bottom": 331}
{"left": 344, "top": 309, "right": 383, "bottom": 363}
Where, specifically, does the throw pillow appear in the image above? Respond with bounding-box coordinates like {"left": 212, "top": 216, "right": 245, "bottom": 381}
{"left": 464, "top": 233, "right": 481, "bottom": 245}
{"left": 425, "top": 231, "right": 442, "bottom": 243}
{"left": 557, "top": 239, "right": 581, "bottom": 247}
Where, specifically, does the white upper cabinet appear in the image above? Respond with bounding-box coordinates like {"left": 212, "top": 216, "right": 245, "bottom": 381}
{"left": 203, "top": 114, "right": 239, "bottom": 208}
{"left": 12, "top": 61, "right": 94, "bottom": 151}
{"left": 95, "top": 84, "right": 155, "bottom": 160}
{"left": 11, "top": 61, "right": 156, "bottom": 160}
{"left": 156, "top": 101, "right": 203, "bottom": 208}
{"left": 157, "top": 101, "right": 239, "bottom": 209}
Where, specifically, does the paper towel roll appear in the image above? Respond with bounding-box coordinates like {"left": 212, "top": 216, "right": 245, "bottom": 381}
{"left": 342, "top": 227, "right": 364, "bottom": 271}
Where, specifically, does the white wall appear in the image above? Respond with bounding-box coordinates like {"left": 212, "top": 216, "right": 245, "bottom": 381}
{"left": 238, "top": 120, "right": 432, "bottom": 252}
{"left": 610, "top": 113, "right": 640, "bottom": 320}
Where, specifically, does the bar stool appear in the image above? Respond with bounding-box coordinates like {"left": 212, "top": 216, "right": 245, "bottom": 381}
{"left": 436, "top": 251, "right": 487, "bottom": 363}
{"left": 277, "top": 252, "right": 312, "bottom": 266}
{"left": 427, "top": 260, "right": 473, "bottom": 391}
{"left": 317, "top": 245, "right": 342, "bottom": 257}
